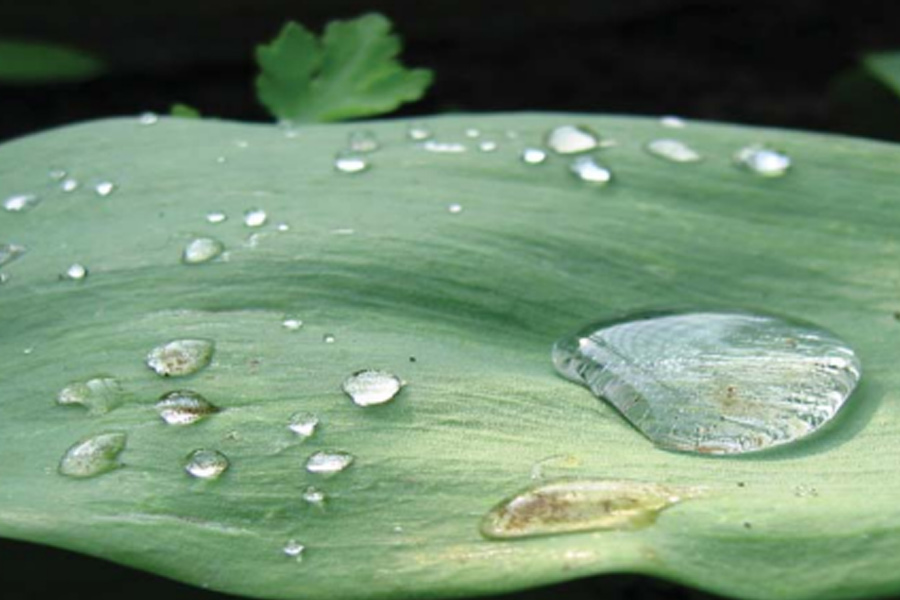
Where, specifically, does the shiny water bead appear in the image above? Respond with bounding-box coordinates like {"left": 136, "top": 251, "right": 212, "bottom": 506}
{"left": 288, "top": 412, "right": 319, "bottom": 438}
{"left": 60, "top": 178, "right": 80, "bottom": 192}
{"left": 3, "top": 194, "right": 39, "bottom": 213}
{"left": 0, "top": 273, "right": 8, "bottom": 284}
{"left": 734, "top": 144, "right": 791, "bottom": 177}
{"left": 182, "top": 237, "right": 224, "bottom": 265}
{"left": 155, "top": 390, "right": 219, "bottom": 425}
{"left": 138, "top": 112, "right": 159, "bottom": 125}
{"left": 448, "top": 203, "right": 463, "bottom": 214}
{"left": 302, "top": 486, "right": 326, "bottom": 505}
{"left": 306, "top": 451, "right": 354, "bottom": 474}
{"left": 58, "top": 432, "right": 127, "bottom": 478}
{"left": 464, "top": 127, "right": 481, "bottom": 138}
{"left": 545, "top": 125, "right": 600, "bottom": 154}
{"left": 62, "top": 263, "right": 88, "bottom": 280}
{"left": 205, "top": 211, "right": 227, "bottom": 224}
{"left": 283, "top": 540, "right": 305, "bottom": 559}
{"left": 645, "top": 139, "right": 702, "bottom": 163}
{"left": 342, "top": 369, "right": 404, "bottom": 407}
{"left": 0, "top": 243, "right": 26, "bottom": 268}
{"left": 348, "top": 130, "right": 380, "bottom": 153}
{"left": 407, "top": 123, "right": 432, "bottom": 141}
{"left": 57, "top": 377, "right": 125, "bottom": 415}
{"left": 243, "top": 208, "right": 268, "bottom": 227}
{"left": 422, "top": 140, "right": 467, "bottom": 153}
{"left": 570, "top": 156, "right": 612, "bottom": 184}
{"left": 95, "top": 181, "right": 116, "bottom": 197}
{"left": 552, "top": 312, "right": 861, "bottom": 454}
{"left": 334, "top": 151, "right": 369, "bottom": 173}
{"left": 478, "top": 140, "right": 498, "bottom": 152}
{"left": 322, "top": 334, "right": 336, "bottom": 344}
{"left": 185, "top": 449, "right": 229, "bottom": 479}
{"left": 660, "top": 115, "right": 686, "bottom": 128}
{"left": 282, "top": 318, "right": 303, "bottom": 331}
{"left": 146, "top": 339, "right": 214, "bottom": 377}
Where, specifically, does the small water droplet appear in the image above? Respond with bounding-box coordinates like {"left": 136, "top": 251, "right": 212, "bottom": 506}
{"left": 302, "top": 486, "right": 326, "bottom": 505}
{"left": 49, "top": 168, "right": 67, "bottom": 181}
{"left": 334, "top": 151, "right": 370, "bottom": 173}
{"left": 464, "top": 128, "right": 481, "bottom": 138}
{"left": 243, "top": 208, "right": 268, "bottom": 227}
{"left": 283, "top": 540, "right": 305, "bottom": 560}
{"left": 282, "top": 318, "right": 303, "bottom": 331}
{"left": 95, "top": 182, "right": 116, "bottom": 197}
{"left": 235, "top": 140, "right": 249, "bottom": 149}
{"left": 60, "top": 178, "right": 80, "bottom": 193}
{"left": 342, "top": 369, "right": 404, "bottom": 407}
{"left": 0, "top": 273, "right": 9, "bottom": 284}
{"left": 139, "top": 112, "right": 159, "bottom": 125}
{"left": 448, "top": 203, "right": 463, "bottom": 214}
{"left": 645, "top": 139, "right": 702, "bottom": 163}
{"left": 306, "top": 451, "right": 354, "bottom": 474}
{"left": 276, "top": 223, "right": 290, "bottom": 232}
{"left": 478, "top": 140, "right": 498, "bottom": 152}
{"left": 545, "top": 125, "right": 600, "bottom": 154}
{"left": 422, "top": 140, "right": 467, "bottom": 153}
{"left": 0, "top": 243, "right": 26, "bottom": 268}
{"left": 59, "top": 432, "right": 127, "bottom": 478}
{"left": 156, "top": 390, "right": 219, "bottom": 425}
{"left": 407, "top": 123, "right": 432, "bottom": 141}
{"left": 322, "top": 334, "right": 336, "bottom": 344}
{"left": 57, "top": 377, "right": 124, "bottom": 415}
{"left": 206, "top": 211, "right": 227, "bottom": 224}
{"left": 23, "top": 347, "right": 33, "bottom": 355}
{"left": 794, "top": 484, "right": 819, "bottom": 498}
{"left": 348, "top": 130, "right": 380, "bottom": 153}
{"left": 3, "top": 194, "right": 39, "bottom": 213}
{"left": 570, "top": 156, "right": 612, "bottom": 184}
{"left": 146, "top": 339, "right": 214, "bottom": 377}
{"left": 216, "top": 156, "right": 227, "bottom": 164}
{"left": 734, "top": 144, "right": 791, "bottom": 177}
{"left": 520, "top": 148, "right": 547, "bottom": 164}
{"left": 185, "top": 449, "right": 229, "bottom": 479}
{"left": 660, "top": 115, "right": 686, "bottom": 128}
{"left": 288, "top": 412, "right": 319, "bottom": 438}
{"left": 182, "top": 237, "right": 224, "bottom": 265}
{"left": 62, "top": 263, "right": 88, "bottom": 281}
{"left": 552, "top": 312, "right": 861, "bottom": 454}
{"left": 481, "top": 479, "right": 695, "bottom": 539}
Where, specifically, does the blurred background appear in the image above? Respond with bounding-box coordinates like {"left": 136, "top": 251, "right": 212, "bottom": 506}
{"left": 1, "top": 0, "right": 899, "bottom": 598}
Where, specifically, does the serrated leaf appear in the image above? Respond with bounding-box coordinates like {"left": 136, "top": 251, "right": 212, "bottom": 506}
{"left": 0, "top": 39, "right": 105, "bottom": 84}
{"left": 255, "top": 14, "right": 433, "bottom": 123}
{"left": 0, "top": 114, "right": 899, "bottom": 600}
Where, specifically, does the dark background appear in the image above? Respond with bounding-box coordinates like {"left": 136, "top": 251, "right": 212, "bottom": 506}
{"left": 1, "top": 1, "right": 899, "bottom": 598}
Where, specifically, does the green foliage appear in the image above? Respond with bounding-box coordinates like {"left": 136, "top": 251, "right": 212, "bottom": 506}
{"left": 0, "top": 39, "right": 105, "bottom": 84}
{"left": 170, "top": 103, "right": 201, "bottom": 119}
{"left": 255, "top": 14, "right": 433, "bottom": 123}
{"left": 863, "top": 52, "right": 900, "bottom": 98}
{"left": 0, "top": 114, "right": 899, "bottom": 600}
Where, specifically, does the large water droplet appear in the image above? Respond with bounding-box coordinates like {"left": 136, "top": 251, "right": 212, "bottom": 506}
{"left": 734, "top": 144, "right": 791, "bottom": 177}
{"left": 480, "top": 479, "right": 692, "bottom": 539}
{"left": 570, "top": 156, "right": 612, "bottom": 184}
{"left": 156, "top": 390, "right": 219, "bottom": 425}
{"left": 342, "top": 369, "right": 404, "bottom": 407}
{"left": 57, "top": 377, "right": 125, "bottom": 415}
{"left": 146, "top": 339, "right": 214, "bottom": 377}
{"left": 348, "top": 130, "right": 380, "bottom": 153}
{"left": 95, "top": 181, "right": 116, "bottom": 197}
{"left": 334, "top": 151, "right": 369, "bottom": 173}
{"left": 58, "top": 432, "right": 127, "bottom": 478}
{"left": 552, "top": 312, "right": 861, "bottom": 454}
{"left": 645, "top": 139, "right": 702, "bottom": 163}
{"left": 243, "top": 208, "right": 268, "bottom": 228}
{"left": 182, "top": 237, "right": 224, "bottom": 265}
{"left": 288, "top": 411, "right": 319, "bottom": 438}
{"left": 283, "top": 540, "right": 305, "bottom": 560}
{"left": 62, "top": 264, "right": 88, "bottom": 281}
{"left": 545, "top": 125, "right": 600, "bottom": 154}
{"left": 306, "top": 451, "right": 354, "bottom": 474}
{"left": 185, "top": 449, "right": 229, "bottom": 479}
{"left": 3, "top": 194, "right": 39, "bottom": 213}
{"left": 0, "top": 243, "right": 26, "bottom": 268}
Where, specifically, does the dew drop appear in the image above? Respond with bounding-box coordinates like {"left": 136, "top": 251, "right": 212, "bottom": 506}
{"left": 348, "top": 130, "right": 380, "bottom": 153}
{"left": 734, "top": 144, "right": 791, "bottom": 177}
{"left": 283, "top": 540, "right": 305, "bottom": 560}
{"left": 62, "top": 263, "right": 88, "bottom": 281}
{"left": 182, "top": 237, "right": 224, "bottom": 265}
{"left": 49, "top": 168, "right": 67, "bottom": 181}
{"left": 302, "top": 486, "right": 326, "bottom": 505}
{"left": 60, "top": 178, "right": 80, "bottom": 193}
{"left": 205, "top": 211, "right": 227, "bottom": 224}
{"left": 139, "top": 112, "right": 159, "bottom": 125}
{"left": 3, "top": 194, "right": 39, "bottom": 213}
{"left": 59, "top": 432, "right": 127, "bottom": 478}
{"left": 282, "top": 318, "right": 303, "bottom": 331}
{"left": 464, "top": 127, "right": 481, "bottom": 138}
{"left": 334, "top": 151, "right": 369, "bottom": 173}
{"left": 481, "top": 479, "right": 693, "bottom": 539}
{"left": 146, "top": 339, "right": 214, "bottom": 377}
{"left": 57, "top": 376, "right": 125, "bottom": 415}
{"left": 342, "top": 369, "right": 404, "bottom": 407}
{"left": 407, "top": 123, "right": 432, "bottom": 141}
{"left": 243, "top": 208, "right": 268, "bottom": 227}
{"left": 448, "top": 203, "right": 463, "bottom": 214}
{"left": 520, "top": 148, "right": 547, "bottom": 164}
{"left": 794, "top": 484, "right": 819, "bottom": 498}
{"left": 478, "top": 140, "right": 498, "bottom": 152}
{"left": 155, "top": 390, "right": 219, "bottom": 425}
{"left": 645, "top": 139, "right": 702, "bottom": 163}
{"left": 0, "top": 273, "right": 9, "bottom": 285}
{"left": 185, "top": 449, "right": 229, "bottom": 479}
{"left": 545, "top": 125, "right": 600, "bottom": 154}
{"left": 95, "top": 181, "right": 116, "bottom": 197}
{"left": 570, "top": 156, "right": 612, "bottom": 184}
{"left": 322, "top": 334, "right": 336, "bottom": 344}
{"left": 0, "top": 243, "right": 26, "bottom": 268}
{"left": 306, "top": 451, "right": 354, "bottom": 474}
{"left": 552, "top": 312, "right": 861, "bottom": 454}
{"left": 288, "top": 412, "right": 319, "bottom": 438}
{"left": 660, "top": 115, "right": 686, "bottom": 128}
{"left": 422, "top": 140, "right": 467, "bottom": 154}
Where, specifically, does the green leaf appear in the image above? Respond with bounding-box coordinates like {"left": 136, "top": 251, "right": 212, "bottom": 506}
{"left": 170, "top": 103, "right": 201, "bottom": 119}
{"left": 863, "top": 51, "right": 900, "bottom": 98}
{"left": 0, "top": 114, "right": 899, "bottom": 600}
{"left": 255, "top": 14, "right": 433, "bottom": 123}
{"left": 0, "top": 39, "right": 106, "bottom": 84}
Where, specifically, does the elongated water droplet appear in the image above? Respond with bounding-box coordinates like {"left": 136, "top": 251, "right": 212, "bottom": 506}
{"left": 206, "top": 211, "right": 227, "bottom": 224}
{"left": 61, "top": 178, "right": 80, "bottom": 193}
{"left": 546, "top": 125, "right": 600, "bottom": 154}
{"left": 185, "top": 449, "right": 229, "bottom": 479}
{"left": 342, "top": 370, "right": 404, "bottom": 407}
{"left": 283, "top": 540, "right": 305, "bottom": 559}
{"left": 334, "top": 151, "right": 369, "bottom": 173}
{"left": 570, "top": 156, "right": 612, "bottom": 184}
{"left": 734, "top": 144, "right": 791, "bottom": 177}
{"left": 95, "top": 181, "right": 116, "bottom": 197}
{"left": 645, "top": 139, "right": 702, "bottom": 163}
{"left": 288, "top": 412, "right": 319, "bottom": 438}
{"left": 62, "top": 263, "right": 88, "bottom": 281}
{"left": 422, "top": 140, "right": 467, "bottom": 154}
{"left": 302, "top": 486, "right": 326, "bottom": 505}
{"left": 243, "top": 208, "right": 267, "bottom": 227}
{"left": 348, "top": 130, "right": 380, "bottom": 153}
{"left": 282, "top": 318, "right": 303, "bottom": 331}
{"left": 481, "top": 479, "right": 692, "bottom": 539}
{"left": 182, "top": 237, "right": 224, "bottom": 265}
{"left": 407, "top": 123, "right": 432, "bottom": 141}
{"left": 0, "top": 243, "right": 26, "bottom": 268}
{"left": 156, "top": 390, "right": 219, "bottom": 425}
{"left": 146, "top": 339, "right": 214, "bottom": 377}
{"left": 306, "top": 451, "right": 354, "bottom": 474}
{"left": 139, "top": 112, "right": 159, "bottom": 125}
{"left": 3, "top": 194, "right": 39, "bottom": 213}
{"left": 552, "top": 312, "right": 861, "bottom": 454}
{"left": 59, "top": 432, "right": 127, "bottom": 478}
{"left": 478, "top": 140, "right": 498, "bottom": 152}
{"left": 57, "top": 377, "right": 124, "bottom": 415}
{"left": 660, "top": 115, "right": 686, "bottom": 128}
